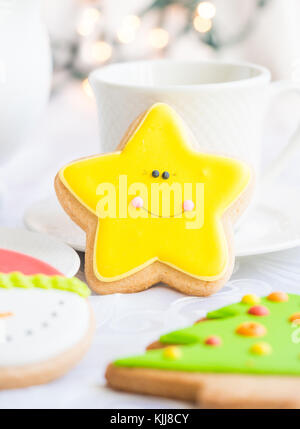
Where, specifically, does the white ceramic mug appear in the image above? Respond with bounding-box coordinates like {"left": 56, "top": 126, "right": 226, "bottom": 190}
{"left": 90, "top": 60, "right": 300, "bottom": 190}
{"left": 0, "top": 0, "right": 51, "bottom": 164}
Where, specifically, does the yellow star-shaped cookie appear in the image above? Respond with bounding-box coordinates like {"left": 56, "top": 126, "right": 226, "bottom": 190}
{"left": 55, "top": 104, "right": 252, "bottom": 295}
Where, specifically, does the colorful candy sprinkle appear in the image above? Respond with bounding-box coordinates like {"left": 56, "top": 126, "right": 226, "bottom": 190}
{"left": 241, "top": 294, "right": 260, "bottom": 305}
{"left": 163, "top": 346, "right": 182, "bottom": 360}
{"left": 248, "top": 305, "right": 270, "bottom": 316}
{"left": 289, "top": 313, "right": 300, "bottom": 324}
{"left": 267, "top": 292, "right": 289, "bottom": 302}
{"left": 250, "top": 342, "right": 272, "bottom": 356}
{"left": 236, "top": 322, "right": 267, "bottom": 337}
{"left": 204, "top": 336, "right": 222, "bottom": 346}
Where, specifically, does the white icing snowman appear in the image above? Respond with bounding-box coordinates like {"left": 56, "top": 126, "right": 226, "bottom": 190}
{"left": 0, "top": 275, "right": 94, "bottom": 389}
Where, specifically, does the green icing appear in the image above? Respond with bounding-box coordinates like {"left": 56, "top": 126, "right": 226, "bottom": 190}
{"left": 114, "top": 294, "right": 300, "bottom": 375}
{"left": 0, "top": 272, "right": 91, "bottom": 298}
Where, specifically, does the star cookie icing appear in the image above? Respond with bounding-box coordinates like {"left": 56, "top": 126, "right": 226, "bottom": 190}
{"left": 55, "top": 103, "right": 252, "bottom": 295}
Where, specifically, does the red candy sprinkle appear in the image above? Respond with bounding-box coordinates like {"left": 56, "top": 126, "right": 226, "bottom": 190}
{"left": 248, "top": 305, "right": 270, "bottom": 317}
{"left": 205, "top": 336, "right": 222, "bottom": 346}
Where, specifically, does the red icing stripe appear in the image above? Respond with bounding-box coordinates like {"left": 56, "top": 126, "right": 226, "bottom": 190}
{"left": 0, "top": 249, "right": 62, "bottom": 276}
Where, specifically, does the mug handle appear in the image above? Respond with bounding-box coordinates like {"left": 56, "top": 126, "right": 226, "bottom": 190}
{"left": 261, "top": 81, "right": 300, "bottom": 192}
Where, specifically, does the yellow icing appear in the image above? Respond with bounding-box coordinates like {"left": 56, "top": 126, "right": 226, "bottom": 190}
{"left": 60, "top": 103, "right": 251, "bottom": 282}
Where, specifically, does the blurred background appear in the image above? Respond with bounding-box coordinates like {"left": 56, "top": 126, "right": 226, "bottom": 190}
{"left": 1, "top": 0, "right": 300, "bottom": 227}
{"left": 45, "top": 0, "right": 300, "bottom": 93}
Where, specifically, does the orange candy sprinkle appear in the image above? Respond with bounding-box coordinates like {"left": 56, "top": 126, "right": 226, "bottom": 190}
{"left": 236, "top": 322, "right": 267, "bottom": 337}
{"left": 289, "top": 313, "right": 300, "bottom": 324}
{"left": 267, "top": 292, "right": 289, "bottom": 302}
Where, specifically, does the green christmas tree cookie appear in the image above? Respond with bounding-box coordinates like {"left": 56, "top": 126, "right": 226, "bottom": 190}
{"left": 114, "top": 292, "right": 300, "bottom": 375}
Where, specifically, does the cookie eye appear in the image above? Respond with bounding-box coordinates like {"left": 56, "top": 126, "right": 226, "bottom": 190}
{"left": 162, "top": 171, "right": 170, "bottom": 180}
{"left": 152, "top": 170, "right": 159, "bottom": 178}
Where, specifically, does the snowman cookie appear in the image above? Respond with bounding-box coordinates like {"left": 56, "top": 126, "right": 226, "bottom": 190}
{"left": 0, "top": 273, "right": 94, "bottom": 389}
{"left": 0, "top": 248, "right": 62, "bottom": 275}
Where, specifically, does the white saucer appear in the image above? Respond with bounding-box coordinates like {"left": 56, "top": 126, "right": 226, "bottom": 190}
{"left": 24, "top": 185, "right": 300, "bottom": 257}
{"left": 0, "top": 227, "right": 80, "bottom": 277}
{"left": 235, "top": 185, "right": 300, "bottom": 256}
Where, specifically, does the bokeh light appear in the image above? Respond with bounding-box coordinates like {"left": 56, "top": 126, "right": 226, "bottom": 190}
{"left": 77, "top": 7, "right": 101, "bottom": 36}
{"left": 82, "top": 78, "right": 93, "bottom": 97}
{"left": 149, "top": 28, "right": 169, "bottom": 49}
{"left": 91, "top": 41, "right": 112, "bottom": 63}
{"left": 193, "top": 16, "right": 212, "bottom": 33}
{"left": 197, "top": 2, "right": 216, "bottom": 19}
{"left": 122, "top": 15, "right": 141, "bottom": 31}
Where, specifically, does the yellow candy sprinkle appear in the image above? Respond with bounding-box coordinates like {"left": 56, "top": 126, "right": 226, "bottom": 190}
{"left": 242, "top": 294, "right": 260, "bottom": 305}
{"left": 250, "top": 342, "right": 272, "bottom": 356}
{"left": 163, "top": 346, "right": 182, "bottom": 360}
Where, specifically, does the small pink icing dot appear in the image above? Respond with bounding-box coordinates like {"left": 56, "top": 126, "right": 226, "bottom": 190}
{"left": 205, "top": 336, "right": 222, "bottom": 346}
{"left": 131, "top": 196, "right": 143, "bottom": 209}
{"left": 183, "top": 200, "right": 194, "bottom": 212}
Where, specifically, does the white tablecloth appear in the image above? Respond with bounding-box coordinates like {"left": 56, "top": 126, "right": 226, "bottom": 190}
{"left": 1, "top": 82, "right": 300, "bottom": 409}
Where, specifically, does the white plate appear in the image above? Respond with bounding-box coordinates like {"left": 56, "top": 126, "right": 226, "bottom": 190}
{"left": 24, "top": 185, "right": 300, "bottom": 257}
{"left": 0, "top": 227, "right": 80, "bottom": 277}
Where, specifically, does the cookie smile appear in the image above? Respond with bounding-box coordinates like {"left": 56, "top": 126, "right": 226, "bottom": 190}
{"left": 131, "top": 196, "right": 195, "bottom": 218}
{"left": 141, "top": 207, "right": 185, "bottom": 218}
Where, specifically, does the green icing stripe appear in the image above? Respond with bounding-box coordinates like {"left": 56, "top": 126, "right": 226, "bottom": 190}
{"left": 114, "top": 294, "right": 300, "bottom": 376}
{"left": 0, "top": 272, "right": 91, "bottom": 298}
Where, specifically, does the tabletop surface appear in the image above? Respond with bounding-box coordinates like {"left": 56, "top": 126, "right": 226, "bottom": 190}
{"left": 1, "top": 82, "right": 300, "bottom": 409}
